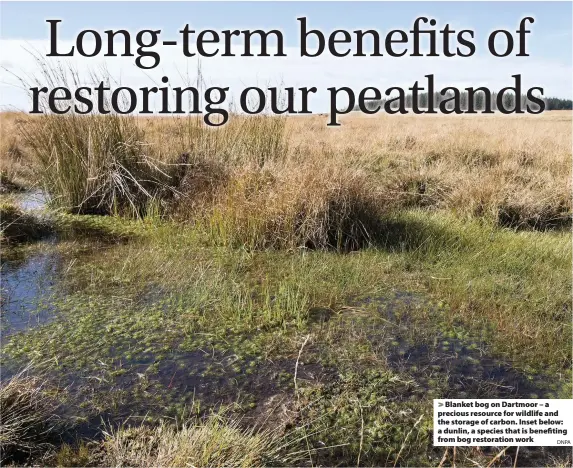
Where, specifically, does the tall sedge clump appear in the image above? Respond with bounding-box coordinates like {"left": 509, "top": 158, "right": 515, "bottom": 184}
{"left": 17, "top": 64, "right": 174, "bottom": 216}
{"left": 20, "top": 112, "right": 174, "bottom": 216}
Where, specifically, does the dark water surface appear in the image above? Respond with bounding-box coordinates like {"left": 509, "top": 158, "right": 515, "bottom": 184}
{"left": 1, "top": 242, "right": 60, "bottom": 335}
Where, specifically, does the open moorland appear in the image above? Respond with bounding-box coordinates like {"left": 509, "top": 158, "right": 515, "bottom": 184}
{"left": 0, "top": 110, "right": 571, "bottom": 466}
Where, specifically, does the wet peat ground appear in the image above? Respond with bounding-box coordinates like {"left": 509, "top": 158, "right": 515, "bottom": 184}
{"left": 0, "top": 192, "right": 570, "bottom": 466}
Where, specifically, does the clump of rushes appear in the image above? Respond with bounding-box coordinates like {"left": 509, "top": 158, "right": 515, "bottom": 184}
{"left": 0, "top": 370, "right": 61, "bottom": 464}
{"left": 19, "top": 112, "right": 173, "bottom": 217}
{"left": 16, "top": 64, "right": 176, "bottom": 217}
{"left": 101, "top": 412, "right": 299, "bottom": 467}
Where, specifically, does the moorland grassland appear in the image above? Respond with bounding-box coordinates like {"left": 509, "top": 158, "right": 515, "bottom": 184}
{"left": 0, "top": 110, "right": 571, "bottom": 467}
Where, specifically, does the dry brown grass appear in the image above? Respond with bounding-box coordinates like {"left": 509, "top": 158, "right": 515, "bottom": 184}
{"left": 0, "top": 370, "right": 61, "bottom": 463}
{"left": 1, "top": 111, "right": 570, "bottom": 239}
{"left": 286, "top": 112, "right": 572, "bottom": 229}
{"left": 100, "top": 413, "right": 292, "bottom": 467}
{"left": 0, "top": 112, "right": 35, "bottom": 191}
{"left": 204, "top": 162, "right": 382, "bottom": 250}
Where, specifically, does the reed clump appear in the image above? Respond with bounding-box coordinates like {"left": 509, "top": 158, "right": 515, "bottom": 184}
{"left": 18, "top": 113, "right": 175, "bottom": 216}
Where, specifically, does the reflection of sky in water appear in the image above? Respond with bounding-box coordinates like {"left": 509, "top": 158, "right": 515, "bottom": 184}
{"left": 1, "top": 248, "right": 59, "bottom": 335}
{"left": 15, "top": 190, "right": 48, "bottom": 211}
{"left": 1, "top": 190, "right": 53, "bottom": 334}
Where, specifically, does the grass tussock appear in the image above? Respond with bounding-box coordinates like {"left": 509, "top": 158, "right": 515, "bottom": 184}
{"left": 100, "top": 413, "right": 288, "bottom": 468}
{"left": 0, "top": 371, "right": 60, "bottom": 463}
{"left": 496, "top": 191, "right": 571, "bottom": 230}
{"left": 197, "top": 163, "right": 383, "bottom": 250}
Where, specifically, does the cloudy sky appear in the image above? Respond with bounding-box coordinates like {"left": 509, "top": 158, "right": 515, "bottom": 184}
{"left": 1, "top": 1, "right": 571, "bottom": 113}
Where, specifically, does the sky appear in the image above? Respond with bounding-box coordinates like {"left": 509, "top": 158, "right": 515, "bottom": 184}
{"left": 0, "top": 1, "right": 571, "bottom": 113}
